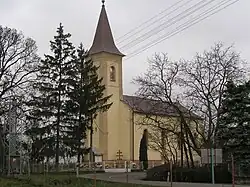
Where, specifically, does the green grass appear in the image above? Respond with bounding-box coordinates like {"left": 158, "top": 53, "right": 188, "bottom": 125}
{"left": 0, "top": 173, "right": 154, "bottom": 187}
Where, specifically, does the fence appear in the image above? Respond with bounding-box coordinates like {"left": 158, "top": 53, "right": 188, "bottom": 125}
{"left": 6, "top": 160, "right": 163, "bottom": 175}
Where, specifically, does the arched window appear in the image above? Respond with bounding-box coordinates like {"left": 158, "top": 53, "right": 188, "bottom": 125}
{"left": 110, "top": 66, "right": 116, "bottom": 82}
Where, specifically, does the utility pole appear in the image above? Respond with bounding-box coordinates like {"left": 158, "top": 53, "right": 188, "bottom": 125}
{"left": 210, "top": 134, "right": 215, "bottom": 184}
{"left": 170, "top": 159, "right": 173, "bottom": 187}
{"left": 232, "top": 154, "right": 235, "bottom": 187}
{"left": 210, "top": 147, "right": 215, "bottom": 184}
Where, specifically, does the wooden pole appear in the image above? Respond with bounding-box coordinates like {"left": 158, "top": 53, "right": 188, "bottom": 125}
{"left": 76, "top": 163, "right": 79, "bottom": 178}
{"left": 92, "top": 165, "right": 96, "bottom": 187}
{"left": 170, "top": 159, "right": 173, "bottom": 187}
{"left": 210, "top": 148, "right": 215, "bottom": 184}
{"left": 126, "top": 161, "right": 129, "bottom": 183}
{"left": 232, "top": 154, "right": 235, "bottom": 187}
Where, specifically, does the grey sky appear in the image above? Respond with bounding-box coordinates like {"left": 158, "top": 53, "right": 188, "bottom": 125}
{"left": 0, "top": 0, "right": 249, "bottom": 95}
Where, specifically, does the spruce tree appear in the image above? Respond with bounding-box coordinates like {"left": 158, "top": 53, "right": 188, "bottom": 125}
{"left": 28, "top": 23, "right": 75, "bottom": 170}
{"left": 216, "top": 80, "right": 250, "bottom": 172}
{"left": 216, "top": 80, "right": 236, "bottom": 149}
{"left": 64, "top": 44, "right": 112, "bottom": 163}
{"left": 139, "top": 129, "right": 148, "bottom": 170}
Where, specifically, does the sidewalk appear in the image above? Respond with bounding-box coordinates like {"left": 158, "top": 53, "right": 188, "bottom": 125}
{"left": 81, "top": 172, "right": 250, "bottom": 187}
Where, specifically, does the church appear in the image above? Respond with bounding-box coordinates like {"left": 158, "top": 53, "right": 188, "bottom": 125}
{"left": 86, "top": 1, "right": 200, "bottom": 164}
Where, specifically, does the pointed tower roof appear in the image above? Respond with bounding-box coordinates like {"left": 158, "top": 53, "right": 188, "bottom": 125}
{"left": 89, "top": 2, "right": 124, "bottom": 56}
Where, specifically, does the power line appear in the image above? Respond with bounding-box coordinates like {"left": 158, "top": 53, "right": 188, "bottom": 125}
{"left": 116, "top": 0, "right": 187, "bottom": 43}
{"left": 118, "top": 0, "right": 197, "bottom": 45}
{"left": 125, "top": 0, "right": 239, "bottom": 60}
{"left": 120, "top": 0, "right": 217, "bottom": 50}
{"left": 124, "top": 0, "right": 236, "bottom": 59}
{"left": 124, "top": 0, "right": 240, "bottom": 60}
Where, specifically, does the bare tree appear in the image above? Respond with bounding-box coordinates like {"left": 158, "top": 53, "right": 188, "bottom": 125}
{"left": 147, "top": 120, "right": 180, "bottom": 165}
{"left": 0, "top": 26, "right": 39, "bottom": 111}
{"left": 133, "top": 43, "right": 244, "bottom": 167}
{"left": 134, "top": 53, "right": 201, "bottom": 167}
{"left": 0, "top": 25, "right": 40, "bottom": 173}
{"left": 181, "top": 43, "right": 245, "bottom": 146}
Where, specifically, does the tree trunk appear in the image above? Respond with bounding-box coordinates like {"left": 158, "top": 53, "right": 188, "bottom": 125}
{"left": 180, "top": 122, "right": 184, "bottom": 167}
{"left": 0, "top": 128, "right": 7, "bottom": 175}
{"left": 90, "top": 117, "right": 94, "bottom": 164}
{"left": 81, "top": 153, "right": 85, "bottom": 163}
{"left": 56, "top": 61, "right": 62, "bottom": 171}
{"left": 77, "top": 124, "right": 81, "bottom": 164}
{"left": 77, "top": 58, "right": 84, "bottom": 165}
{"left": 0, "top": 134, "right": 5, "bottom": 175}
{"left": 77, "top": 108, "right": 82, "bottom": 164}
{"left": 55, "top": 102, "right": 61, "bottom": 171}
{"left": 183, "top": 142, "right": 190, "bottom": 168}
{"left": 186, "top": 131, "right": 194, "bottom": 168}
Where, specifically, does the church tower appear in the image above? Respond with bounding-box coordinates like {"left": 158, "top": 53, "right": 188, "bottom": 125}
{"left": 89, "top": 1, "right": 125, "bottom": 160}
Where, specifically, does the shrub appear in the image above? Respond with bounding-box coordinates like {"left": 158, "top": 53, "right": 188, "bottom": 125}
{"left": 145, "top": 164, "right": 169, "bottom": 181}
{"left": 145, "top": 164, "right": 232, "bottom": 183}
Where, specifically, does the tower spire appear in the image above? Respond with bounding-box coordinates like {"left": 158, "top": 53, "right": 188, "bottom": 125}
{"left": 89, "top": 2, "right": 124, "bottom": 56}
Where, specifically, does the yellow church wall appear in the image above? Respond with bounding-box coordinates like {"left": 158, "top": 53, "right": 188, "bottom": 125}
{"left": 92, "top": 118, "right": 100, "bottom": 150}
{"left": 89, "top": 52, "right": 125, "bottom": 161}
{"left": 132, "top": 113, "right": 202, "bottom": 162}
{"left": 105, "top": 98, "right": 121, "bottom": 160}
{"left": 86, "top": 100, "right": 202, "bottom": 162}
{"left": 118, "top": 102, "right": 133, "bottom": 161}
{"left": 105, "top": 57, "right": 123, "bottom": 160}
{"left": 133, "top": 113, "right": 162, "bottom": 161}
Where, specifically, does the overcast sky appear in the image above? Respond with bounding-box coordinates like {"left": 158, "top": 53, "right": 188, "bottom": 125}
{"left": 0, "top": 0, "right": 249, "bottom": 95}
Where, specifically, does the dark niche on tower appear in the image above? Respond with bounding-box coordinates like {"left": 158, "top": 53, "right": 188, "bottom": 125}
{"left": 110, "top": 66, "right": 116, "bottom": 82}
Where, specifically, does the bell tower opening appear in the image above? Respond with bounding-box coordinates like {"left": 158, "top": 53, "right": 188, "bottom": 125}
{"left": 110, "top": 66, "right": 116, "bottom": 82}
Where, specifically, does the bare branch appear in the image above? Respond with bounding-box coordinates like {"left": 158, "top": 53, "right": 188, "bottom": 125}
{"left": 181, "top": 43, "right": 244, "bottom": 141}
{"left": 133, "top": 44, "right": 245, "bottom": 163}
{"left": 0, "top": 26, "right": 39, "bottom": 106}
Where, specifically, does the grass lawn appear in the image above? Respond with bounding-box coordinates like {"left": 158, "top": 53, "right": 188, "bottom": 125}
{"left": 0, "top": 173, "right": 155, "bottom": 187}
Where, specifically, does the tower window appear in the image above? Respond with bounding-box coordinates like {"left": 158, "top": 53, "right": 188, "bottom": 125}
{"left": 110, "top": 66, "right": 116, "bottom": 82}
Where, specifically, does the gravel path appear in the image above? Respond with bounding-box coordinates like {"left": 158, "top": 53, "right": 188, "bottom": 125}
{"left": 81, "top": 172, "right": 250, "bottom": 187}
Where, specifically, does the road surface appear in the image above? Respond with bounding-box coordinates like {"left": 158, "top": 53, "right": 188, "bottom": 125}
{"left": 81, "top": 172, "right": 250, "bottom": 187}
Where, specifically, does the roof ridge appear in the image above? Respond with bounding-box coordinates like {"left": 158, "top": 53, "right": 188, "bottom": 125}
{"left": 123, "top": 94, "right": 171, "bottom": 103}
{"left": 122, "top": 94, "right": 201, "bottom": 119}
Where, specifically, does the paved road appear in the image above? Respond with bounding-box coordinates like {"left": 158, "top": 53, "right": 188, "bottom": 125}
{"left": 81, "top": 172, "right": 250, "bottom": 187}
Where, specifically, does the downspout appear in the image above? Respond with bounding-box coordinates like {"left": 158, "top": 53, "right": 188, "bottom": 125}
{"left": 132, "top": 110, "right": 135, "bottom": 161}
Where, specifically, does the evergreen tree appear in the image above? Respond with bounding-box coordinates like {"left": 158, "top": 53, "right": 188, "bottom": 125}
{"left": 64, "top": 44, "right": 112, "bottom": 163}
{"left": 27, "top": 23, "right": 75, "bottom": 170}
{"left": 22, "top": 121, "right": 55, "bottom": 165}
{"left": 139, "top": 129, "right": 148, "bottom": 170}
{"left": 216, "top": 80, "right": 236, "bottom": 149}
{"left": 216, "top": 80, "right": 250, "bottom": 172}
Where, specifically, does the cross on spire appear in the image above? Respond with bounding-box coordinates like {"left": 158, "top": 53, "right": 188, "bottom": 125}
{"left": 102, "top": 0, "right": 105, "bottom": 6}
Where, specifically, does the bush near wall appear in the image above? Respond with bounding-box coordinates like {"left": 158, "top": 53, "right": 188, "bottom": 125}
{"left": 145, "top": 164, "right": 169, "bottom": 181}
{"left": 172, "top": 166, "right": 231, "bottom": 183}
{"left": 145, "top": 164, "right": 232, "bottom": 183}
